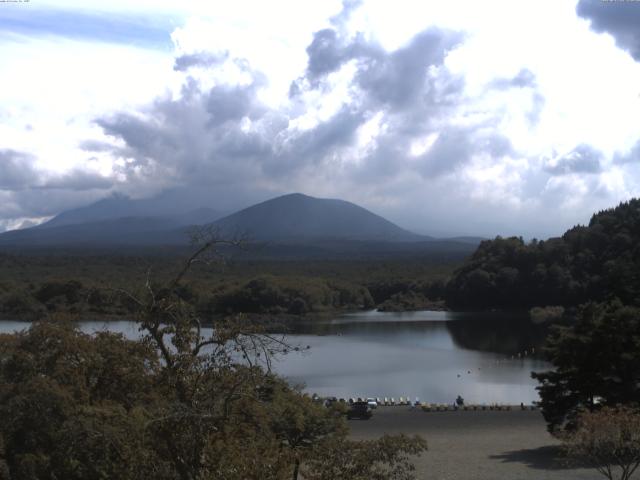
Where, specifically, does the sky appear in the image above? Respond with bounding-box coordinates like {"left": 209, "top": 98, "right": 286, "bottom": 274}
{"left": 1, "top": 0, "right": 640, "bottom": 238}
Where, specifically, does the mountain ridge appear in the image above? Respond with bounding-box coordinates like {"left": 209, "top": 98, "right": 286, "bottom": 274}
{"left": 0, "top": 192, "right": 481, "bottom": 258}
{"left": 210, "top": 193, "right": 427, "bottom": 243}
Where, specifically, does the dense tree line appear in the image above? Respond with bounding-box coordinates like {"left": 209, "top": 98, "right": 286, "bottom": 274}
{"left": 446, "top": 199, "right": 640, "bottom": 309}
{"left": 532, "top": 301, "right": 640, "bottom": 433}
{"left": 0, "top": 276, "right": 375, "bottom": 320}
{"left": 0, "top": 258, "right": 453, "bottom": 319}
{"left": 207, "top": 275, "right": 374, "bottom": 315}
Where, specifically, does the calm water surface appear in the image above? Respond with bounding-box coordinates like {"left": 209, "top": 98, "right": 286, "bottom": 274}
{"left": 0, "top": 310, "right": 550, "bottom": 404}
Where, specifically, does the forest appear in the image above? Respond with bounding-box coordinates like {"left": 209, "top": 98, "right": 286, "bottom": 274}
{"left": 0, "top": 253, "right": 453, "bottom": 321}
{"left": 445, "top": 199, "right": 640, "bottom": 310}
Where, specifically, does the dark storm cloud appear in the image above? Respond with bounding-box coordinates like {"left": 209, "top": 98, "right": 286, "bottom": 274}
{"left": 545, "top": 144, "right": 603, "bottom": 176}
{"left": 0, "top": 147, "right": 116, "bottom": 230}
{"left": 205, "top": 82, "right": 265, "bottom": 127}
{"left": 93, "top": 73, "right": 277, "bottom": 188}
{"left": 173, "top": 51, "right": 229, "bottom": 71}
{"left": 417, "top": 128, "right": 513, "bottom": 178}
{"left": 577, "top": 0, "right": 640, "bottom": 61}
{"left": 0, "top": 149, "right": 39, "bottom": 190}
{"left": 42, "top": 170, "right": 114, "bottom": 191}
{"left": 297, "top": 24, "right": 463, "bottom": 110}
{"left": 5, "top": 189, "right": 108, "bottom": 219}
{"left": 291, "top": 22, "right": 483, "bottom": 179}
{"left": 0, "top": 150, "right": 116, "bottom": 228}
{"left": 269, "top": 107, "right": 366, "bottom": 175}
{"left": 354, "top": 29, "right": 463, "bottom": 110}
{"left": 304, "top": 29, "right": 348, "bottom": 81}
{"left": 418, "top": 129, "right": 472, "bottom": 177}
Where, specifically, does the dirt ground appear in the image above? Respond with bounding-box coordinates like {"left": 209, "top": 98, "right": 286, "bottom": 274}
{"left": 348, "top": 407, "right": 601, "bottom": 480}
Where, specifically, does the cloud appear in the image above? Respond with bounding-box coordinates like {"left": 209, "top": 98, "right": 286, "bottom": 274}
{"left": 0, "top": 148, "right": 115, "bottom": 230}
{"left": 489, "top": 68, "right": 537, "bottom": 90}
{"left": 577, "top": 0, "right": 640, "bottom": 61}
{"left": 413, "top": 127, "right": 512, "bottom": 178}
{"left": 173, "top": 51, "right": 228, "bottom": 71}
{"left": 92, "top": 22, "right": 477, "bottom": 198}
{"left": 0, "top": 149, "right": 39, "bottom": 191}
{"left": 544, "top": 144, "right": 603, "bottom": 176}
{"left": 296, "top": 25, "right": 464, "bottom": 109}
{"left": 614, "top": 139, "right": 640, "bottom": 164}
{"left": 487, "top": 69, "right": 545, "bottom": 125}
{"left": 42, "top": 170, "right": 114, "bottom": 191}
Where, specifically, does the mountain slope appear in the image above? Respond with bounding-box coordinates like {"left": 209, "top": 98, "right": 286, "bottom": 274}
{"left": 38, "top": 192, "right": 223, "bottom": 229}
{"left": 0, "top": 217, "right": 191, "bottom": 247}
{"left": 211, "top": 193, "right": 426, "bottom": 242}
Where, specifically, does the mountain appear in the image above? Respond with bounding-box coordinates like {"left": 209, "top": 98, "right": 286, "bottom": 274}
{"left": 211, "top": 193, "right": 426, "bottom": 242}
{"left": 0, "top": 216, "right": 191, "bottom": 247}
{"left": 0, "top": 192, "right": 480, "bottom": 260}
{"left": 37, "top": 192, "right": 223, "bottom": 229}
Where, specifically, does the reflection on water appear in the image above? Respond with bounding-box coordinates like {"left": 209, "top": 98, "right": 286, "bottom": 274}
{"left": 0, "top": 311, "right": 550, "bottom": 404}
{"left": 283, "top": 310, "right": 549, "bottom": 404}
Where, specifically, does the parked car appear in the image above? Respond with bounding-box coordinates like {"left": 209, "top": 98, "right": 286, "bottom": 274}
{"left": 324, "top": 396, "right": 338, "bottom": 407}
{"left": 347, "top": 401, "right": 373, "bottom": 420}
{"left": 366, "top": 397, "right": 378, "bottom": 409}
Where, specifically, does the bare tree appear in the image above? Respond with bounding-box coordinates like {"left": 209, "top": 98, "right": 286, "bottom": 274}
{"left": 115, "top": 229, "right": 296, "bottom": 480}
{"left": 563, "top": 406, "right": 640, "bottom": 480}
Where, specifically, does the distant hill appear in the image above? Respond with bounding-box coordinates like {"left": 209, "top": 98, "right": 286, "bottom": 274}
{"left": 445, "top": 198, "right": 640, "bottom": 309}
{"left": 211, "top": 193, "right": 426, "bottom": 242}
{"left": 0, "top": 192, "right": 481, "bottom": 260}
{"left": 38, "top": 193, "right": 222, "bottom": 229}
{"left": 0, "top": 217, "right": 191, "bottom": 247}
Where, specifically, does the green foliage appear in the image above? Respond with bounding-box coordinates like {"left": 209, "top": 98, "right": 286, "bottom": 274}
{"left": 447, "top": 199, "right": 640, "bottom": 309}
{"left": 0, "top": 321, "right": 162, "bottom": 479}
{"left": 532, "top": 301, "right": 640, "bottom": 433}
{"left": 529, "top": 305, "right": 564, "bottom": 324}
{"left": 376, "top": 291, "right": 445, "bottom": 312}
{"left": 0, "top": 253, "right": 455, "bottom": 319}
{"left": 0, "top": 239, "right": 429, "bottom": 479}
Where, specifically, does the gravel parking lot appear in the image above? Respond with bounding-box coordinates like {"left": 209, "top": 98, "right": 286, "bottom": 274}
{"left": 348, "top": 407, "right": 600, "bottom": 480}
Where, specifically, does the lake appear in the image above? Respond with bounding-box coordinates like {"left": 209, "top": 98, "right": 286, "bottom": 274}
{"left": 0, "top": 310, "right": 550, "bottom": 405}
